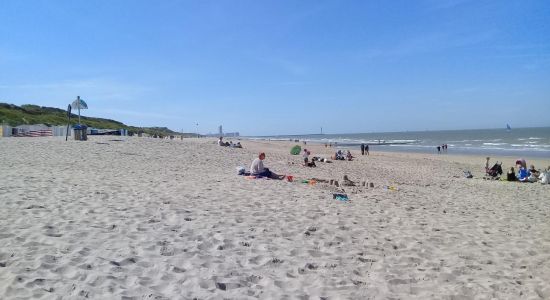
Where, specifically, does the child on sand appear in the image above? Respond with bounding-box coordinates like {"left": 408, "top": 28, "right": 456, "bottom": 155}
{"left": 507, "top": 167, "right": 517, "bottom": 181}
{"left": 303, "top": 149, "right": 310, "bottom": 166}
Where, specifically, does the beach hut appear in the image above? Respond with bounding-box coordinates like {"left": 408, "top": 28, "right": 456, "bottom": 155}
{"left": 13, "top": 124, "right": 53, "bottom": 137}
{"left": 2, "top": 124, "right": 12, "bottom": 137}
{"left": 52, "top": 125, "right": 70, "bottom": 137}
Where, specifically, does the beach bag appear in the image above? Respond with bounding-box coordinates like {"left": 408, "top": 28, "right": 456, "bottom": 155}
{"left": 540, "top": 172, "right": 549, "bottom": 184}
{"left": 236, "top": 166, "right": 246, "bottom": 175}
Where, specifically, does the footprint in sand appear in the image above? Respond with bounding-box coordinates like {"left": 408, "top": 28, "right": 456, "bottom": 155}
{"left": 172, "top": 266, "right": 186, "bottom": 273}
{"left": 305, "top": 263, "right": 318, "bottom": 270}
{"left": 160, "top": 245, "right": 175, "bottom": 256}
{"left": 43, "top": 226, "right": 63, "bottom": 238}
{"left": 110, "top": 257, "right": 137, "bottom": 266}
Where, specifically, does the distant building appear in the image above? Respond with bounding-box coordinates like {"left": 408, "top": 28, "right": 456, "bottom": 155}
{"left": 224, "top": 132, "right": 239, "bottom": 137}
{"left": 218, "top": 125, "right": 223, "bottom": 136}
{"left": 204, "top": 131, "right": 239, "bottom": 138}
{"left": 87, "top": 128, "right": 128, "bottom": 136}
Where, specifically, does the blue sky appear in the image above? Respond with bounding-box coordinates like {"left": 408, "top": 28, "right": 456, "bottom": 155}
{"left": 1, "top": 0, "right": 549, "bottom": 135}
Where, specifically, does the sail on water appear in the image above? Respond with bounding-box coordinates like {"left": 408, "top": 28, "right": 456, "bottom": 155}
{"left": 506, "top": 124, "right": 512, "bottom": 131}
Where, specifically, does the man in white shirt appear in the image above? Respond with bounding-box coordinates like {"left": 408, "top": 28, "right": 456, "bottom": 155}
{"left": 250, "top": 152, "right": 284, "bottom": 179}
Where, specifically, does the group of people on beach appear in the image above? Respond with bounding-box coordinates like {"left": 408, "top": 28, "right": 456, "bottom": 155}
{"left": 505, "top": 159, "right": 549, "bottom": 183}
{"left": 486, "top": 157, "right": 549, "bottom": 184}
{"left": 360, "top": 143, "right": 369, "bottom": 155}
{"left": 437, "top": 144, "right": 448, "bottom": 154}
{"left": 332, "top": 150, "right": 353, "bottom": 161}
{"left": 218, "top": 137, "right": 242, "bottom": 148}
{"left": 243, "top": 142, "right": 549, "bottom": 186}
{"left": 302, "top": 149, "right": 315, "bottom": 167}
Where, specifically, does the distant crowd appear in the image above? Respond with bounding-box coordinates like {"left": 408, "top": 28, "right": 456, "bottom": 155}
{"left": 218, "top": 137, "right": 242, "bottom": 148}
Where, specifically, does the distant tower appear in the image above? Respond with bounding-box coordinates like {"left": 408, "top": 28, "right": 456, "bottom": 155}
{"left": 218, "top": 125, "right": 223, "bottom": 136}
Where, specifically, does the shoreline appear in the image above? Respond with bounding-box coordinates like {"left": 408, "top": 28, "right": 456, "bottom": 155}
{"left": 242, "top": 138, "right": 550, "bottom": 159}
{"left": 241, "top": 126, "right": 550, "bottom": 159}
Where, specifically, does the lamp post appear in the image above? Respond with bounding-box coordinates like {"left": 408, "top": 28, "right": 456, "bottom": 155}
{"left": 196, "top": 123, "right": 199, "bottom": 138}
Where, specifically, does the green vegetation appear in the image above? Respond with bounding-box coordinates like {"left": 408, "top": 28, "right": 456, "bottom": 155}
{"left": 0, "top": 103, "right": 196, "bottom": 137}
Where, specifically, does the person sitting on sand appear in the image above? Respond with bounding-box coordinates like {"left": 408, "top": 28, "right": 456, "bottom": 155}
{"left": 527, "top": 165, "right": 539, "bottom": 182}
{"left": 517, "top": 166, "right": 530, "bottom": 182}
{"left": 539, "top": 167, "right": 549, "bottom": 184}
{"left": 235, "top": 142, "right": 242, "bottom": 148}
{"left": 515, "top": 159, "right": 527, "bottom": 169}
{"left": 507, "top": 167, "right": 517, "bottom": 181}
{"left": 218, "top": 137, "right": 227, "bottom": 146}
{"left": 333, "top": 150, "right": 345, "bottom": 160}
{"left": 302, "top": 149, "right": 310, "bottom": 166}
{"left": 250, "top": 152, "right": 285, "bottom": 179}
{"left": 528, "top": 165, "right": 540, "bottom": 178}
{"left": 346, "top": 150, "right": 353, "bottom": 161}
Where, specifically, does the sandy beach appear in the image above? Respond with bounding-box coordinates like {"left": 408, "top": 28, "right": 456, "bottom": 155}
{"left": 0, "top": 136, "right": 549, "bottom": 299}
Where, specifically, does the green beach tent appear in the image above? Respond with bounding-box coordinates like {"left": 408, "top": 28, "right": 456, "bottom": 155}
{"left": 290, "top": 145, "right": 301, "bottom": 155}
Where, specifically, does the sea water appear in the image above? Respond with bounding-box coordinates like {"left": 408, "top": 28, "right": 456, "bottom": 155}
{"left": 247, "top": 127, "right": 550, "bottom": 158}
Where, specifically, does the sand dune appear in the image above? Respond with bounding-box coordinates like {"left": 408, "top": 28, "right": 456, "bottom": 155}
{"left": 0, "top": 136, "right": 549, "bottom": 299}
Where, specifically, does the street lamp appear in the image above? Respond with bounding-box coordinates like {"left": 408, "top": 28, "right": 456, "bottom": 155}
{"left": 196, "top": 123, "right": 199, "bottom": 138}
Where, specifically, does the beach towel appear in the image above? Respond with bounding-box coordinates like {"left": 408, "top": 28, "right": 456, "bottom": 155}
{"left": 333, "top": 193, "right": 349, "bottom": 201}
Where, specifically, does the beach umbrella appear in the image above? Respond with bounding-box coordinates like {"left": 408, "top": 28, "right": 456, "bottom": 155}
{"left": 290, "top": 145, "right": 301, "bottom": 155}
{"left": 71, "top": 96, "right": 88, "bottom": 125}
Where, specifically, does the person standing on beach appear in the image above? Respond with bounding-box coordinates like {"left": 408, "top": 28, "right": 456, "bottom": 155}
{"left": 365, "top": 144, "right": 369, "bottom": 155}
{"left": 360, "top": 143, "right": 365, "bottom": 155}
{"left": 437, "top": 145, "right": 441, "bottom": 154}
{"left": 303, "top": 148, "right": 310, "bottom": 166}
